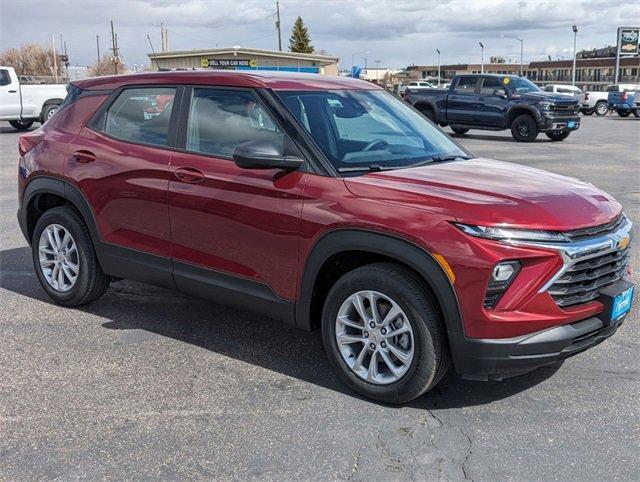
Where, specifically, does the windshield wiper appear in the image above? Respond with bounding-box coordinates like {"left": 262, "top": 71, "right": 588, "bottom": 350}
{"left": 337, "top": 164, "right": 394, "bottom": 173}
{"left": 408, "top": 154, "right": 470, "bottom": 168}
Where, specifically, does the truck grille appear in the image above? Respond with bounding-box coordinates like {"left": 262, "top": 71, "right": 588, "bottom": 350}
{"left": 565, "top": 214, "right": 625, "bottom": 240}
{"left": 548, "top": 247, "right": 631, "bottom": 307}
{"left": 552, "top": 104, "right": 579, "bottom": 115}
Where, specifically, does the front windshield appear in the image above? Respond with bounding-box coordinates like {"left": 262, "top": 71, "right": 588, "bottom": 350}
{"left": 276, "top": 89, "right": 468, "bottom": 172}
{"left": 507, "top": 77, "right": 541, "bottom": 94}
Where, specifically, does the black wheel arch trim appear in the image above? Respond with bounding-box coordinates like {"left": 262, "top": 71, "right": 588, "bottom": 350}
{"left": 296, "top": 228, "right": 464, "bottom": 337}
{"left": 506, "top": 105, "right": 542, "bottom": 126}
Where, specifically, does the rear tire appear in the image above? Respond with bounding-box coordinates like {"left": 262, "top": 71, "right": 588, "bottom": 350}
{"left": 595, "top": 101, "right": 608, "bottom": 116}
{"left": 633, "top": 110, "right": 640, "bottom": 118}
{"left": 420, "top": 107, "right": 435, "bottom": 122}
{"left": 41, "top": 103, "right": 59, "bottom": 123}
{"left": 9, "top": 119, "right": 34, "bottom": 131}
{"left": 510, "top": 114, "right": 538, "bottom": 142}
{"left": 546, "top": 131, "right": 571, "bottom": 141}
{"left": 581, "top": 108, "right": 594, "bottom": 116}
{"left": 321, "top": 262, "right": 450, "bottom": 404}
{"left": 617, "top": 110, "right": 630, "bottom": 117}
{"left": 32, "top": 206, "right": 110, "bottom": 306}
{"left": 451, "top": 127, "right": 469, "bottom": 135}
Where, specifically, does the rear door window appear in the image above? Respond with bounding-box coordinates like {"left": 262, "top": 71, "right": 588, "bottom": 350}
{"left": 480, "top": 77, "right": 507, "bottom": 96}
{"left": 453, "top": 76, "right": 478, "bottom": 95}
{"left": 185, "top": 88, "right": 283, "bottom": 158}
{"left": 98, "top": 87, "right": 177, "bottom": 147}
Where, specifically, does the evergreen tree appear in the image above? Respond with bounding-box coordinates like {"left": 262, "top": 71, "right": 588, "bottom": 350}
{"left": 289, "top": 17, "right": 314, "bottom": 54}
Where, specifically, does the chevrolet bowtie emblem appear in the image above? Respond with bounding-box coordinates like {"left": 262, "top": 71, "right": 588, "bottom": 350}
{"left": 618, "top": 236, "right": 630, "bottom": 250}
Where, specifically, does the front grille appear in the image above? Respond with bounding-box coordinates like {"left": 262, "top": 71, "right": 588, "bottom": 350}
{"left": 552, "top": 104, "right": 579, "bottom": 115}
{"left": 565, "top": 214, "right": 625, "bottom": 240}
{"left": 549, "top": 247, "right": 631, "bottom": 307}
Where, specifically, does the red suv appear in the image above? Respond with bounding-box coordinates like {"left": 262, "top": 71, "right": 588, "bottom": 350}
{"left": 17, "top": 71, "right": 634, "bottom": 403}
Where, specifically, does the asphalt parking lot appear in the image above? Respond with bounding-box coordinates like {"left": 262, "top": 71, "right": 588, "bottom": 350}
{"left": 1, "top": 115, "right": 638, "bottom": 480}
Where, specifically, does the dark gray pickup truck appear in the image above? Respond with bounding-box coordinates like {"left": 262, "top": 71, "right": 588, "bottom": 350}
{"left": 404, "top": 74, "right": 581, "bottom": 142}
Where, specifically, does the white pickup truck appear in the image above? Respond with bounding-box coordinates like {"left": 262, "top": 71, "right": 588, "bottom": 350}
{"left": 578, "top": 90, "right": 609, "bottom": 116}
{"left": 0, "top": 66, "right": 67, "bottom": 131}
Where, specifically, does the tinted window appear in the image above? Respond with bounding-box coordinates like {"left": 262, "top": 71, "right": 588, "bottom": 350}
{"left": 101, "top": 87, "right": 176, "bottom": 147}
{"left": 0, "top": 69, "right": 11, "bottom": 86}
{"left": 454, "top": 77, "right": 477, "bottom": 94}
{"left": 186, "top": 88, "right": 283, "bottom": 158}
{"left": 480, "top": 77, "right": 506, "bottom": 95}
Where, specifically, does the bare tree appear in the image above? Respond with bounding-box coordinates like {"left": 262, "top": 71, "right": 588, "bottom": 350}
{"left": 0, "top": 43, "right": 62, "bottom": 77}
{"left": 88, "top": 54, "right": 126, "bottom": 77}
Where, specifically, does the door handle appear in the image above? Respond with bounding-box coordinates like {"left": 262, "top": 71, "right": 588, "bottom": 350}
{"left": 8, "top": 90, "right": 17, "bottom": 93}
{"left": 72, "top": 150, "right": 96, "bottom": 163}
{"left": 174, "top": 167, "right": 204, "bottom": 183}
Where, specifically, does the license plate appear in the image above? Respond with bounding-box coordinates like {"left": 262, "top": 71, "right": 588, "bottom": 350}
{"left": 612, "top": 286, "right": 634, "bottom": 321}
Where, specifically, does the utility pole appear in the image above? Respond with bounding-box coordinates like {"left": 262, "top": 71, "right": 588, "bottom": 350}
{"left": 51, "top": 34, "right": 58, "bottom": 83}
{"left": 110, "top": 20, "right": 120, "bottom": 75}
{"left": 275, "top": 1, "right": 282, "bottom": 51}
{"left": 96, "top": 35, "right": 100, "bottom": 64}
{"left": 479, "top": 42, "right": 484, "bottom": 73}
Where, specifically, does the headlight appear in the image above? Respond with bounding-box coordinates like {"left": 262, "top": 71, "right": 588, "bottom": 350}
{"left": 539, "top": 101, "right": 553, "bottom": 110}
{"left": 455, "top": 223, "right": 569, "bottom": 243}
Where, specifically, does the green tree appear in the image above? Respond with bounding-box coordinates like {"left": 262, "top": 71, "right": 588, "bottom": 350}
{"left": 288, "top": 16, "right": 314, "bottom": 53}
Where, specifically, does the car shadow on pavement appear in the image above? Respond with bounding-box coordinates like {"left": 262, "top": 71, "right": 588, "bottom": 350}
{"left": 1, "top": 245, "right": 560, "bottom": 409}
{"left": 449, "top": 133, "right": 549, "bottom": 143}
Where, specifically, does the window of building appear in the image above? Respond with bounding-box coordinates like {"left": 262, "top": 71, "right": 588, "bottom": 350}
{"left": 186, "top": 88, "right": 283, "bottom": 158}
{"left": 97, "top": 87, "right": 176, "bottom": 147}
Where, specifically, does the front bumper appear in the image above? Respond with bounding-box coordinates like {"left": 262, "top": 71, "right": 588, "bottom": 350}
{"left": 539, "top": 113, "right": 581, "bottom": 132}
{"left": 450, "top": 315, "right": 625, "bottom": 380}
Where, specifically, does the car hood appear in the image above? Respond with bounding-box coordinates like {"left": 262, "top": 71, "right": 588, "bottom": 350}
{"left": 344, "top": 158, "right": 621, "bottom": 230}
{"left": 518, "top": 91, "right": 579, "bottom": 105}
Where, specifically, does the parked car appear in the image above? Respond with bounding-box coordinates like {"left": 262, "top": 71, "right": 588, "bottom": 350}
{"left": 544, "top": 84, "right": 582, "bottom": 98}
{"left": 0, "top": 66, "right": 67, "bottom": 130}
{"left": 607, "top": 84, "right": 640, "bottom": 117}
{"left": 17, "top": 71, "right": 634, "bottom": 404}
{"left": 398, "top": 80, "right": 434, "bottom": 97}
{"left": 579, "top": 90, "right": 609, "bottom": 116}
{"left": 404, "top": 74, "right": 581, "bottom": 141}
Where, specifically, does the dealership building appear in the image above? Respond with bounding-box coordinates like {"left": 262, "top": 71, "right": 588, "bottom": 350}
{"left": 148, "top": 47, "right": 340, "bottom": 75}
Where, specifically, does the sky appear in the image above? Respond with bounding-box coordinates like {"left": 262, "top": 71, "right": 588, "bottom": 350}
{"left": 1, "top": 0, "right": 639, "bottom": 70}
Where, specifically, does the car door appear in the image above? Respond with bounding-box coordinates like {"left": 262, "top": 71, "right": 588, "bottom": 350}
{"left": 65, "top": 86, "right": 180, "bottom": 284}
{"left": 446, "top": 76, "right": 480, "bottom": 124}
{"left": 477, "top": 77, "right": 509, "bottom": 127}
{"left": 0, "top": 68, "right": 21, "bottom": 119}
{"left": 168, "top": 86, "right": 307, "bottom": 308}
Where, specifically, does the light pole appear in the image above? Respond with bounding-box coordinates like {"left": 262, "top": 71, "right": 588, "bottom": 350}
{"left": 351, "top": 50, "right": 370, "bottom": 72}
{"left": 479, "top": 42, "right": 484, "bottom": 73}
{"left": 436, "top": 48, "right": 441, "bottom": 86}
{"left": 500, "top": 34, "right": 524, "bottom": 76}
{"left": 571, "top": 25, "right": 578, "bottom": 86}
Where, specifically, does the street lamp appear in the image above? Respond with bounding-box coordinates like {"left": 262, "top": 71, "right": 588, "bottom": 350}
{"left": 351, "top": 50, "right": 370, "bottom": 72}
{"left": 500, "top": 34, "right": 524, "bottom": 76}
{"left": 479, "top": 42, "right": 484, "bottom": 74}
{"left": 571, "top": 25, "right": 578, "bottom": 86}
{"left": 436, "top": 49, "right": 441, "bottom": 86}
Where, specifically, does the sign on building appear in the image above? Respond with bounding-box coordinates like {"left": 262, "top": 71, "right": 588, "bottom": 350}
{"left": 200, "top": 58, "right": 258, "bottom": 68}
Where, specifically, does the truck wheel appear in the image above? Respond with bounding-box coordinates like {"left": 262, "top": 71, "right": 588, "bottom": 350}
{"left": 595, "top": 101, "right": 608, "bottom": 116}
{"left": 451, "top": 127, "right": 469, "bottom": 135}
{"left": 617, "top": 110, "right": 630, "bottom": 118}
{"left": 633, "top": 110, "right": 640, "bottom": 118}
{"left": 9, "top": 119, "right": 34, "bottom": 131}
{"left": 32, "top": 206, "right": 110, "bottom": 306}
{"left": 581, "top": 108, "right": 594, "bottom": 116}
{"left": 546, "top": 131, "right": 571, "bottom": 141}
{"left": 420, "top": 107, "right": 435, "bottom": 122}
{"left": 321, "top": 262, "right": 450, "bottom": 404}
{"left": 510, "top": 114, "right": 538, "bottom": 142}
{"left": 41, "top": 104, "right": 59, "bottom": 123}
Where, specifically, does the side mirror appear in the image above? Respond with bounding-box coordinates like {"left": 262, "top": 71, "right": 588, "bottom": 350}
{"left": 233, "top": 139, "right": 303, "bottom": 171}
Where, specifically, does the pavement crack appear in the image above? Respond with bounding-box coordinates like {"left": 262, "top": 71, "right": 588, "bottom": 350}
{"left": 459, "top": 427, "right": 473, "bottom": 481}
{"left": 348, "top": 447, "right": 361, "bottom": 480}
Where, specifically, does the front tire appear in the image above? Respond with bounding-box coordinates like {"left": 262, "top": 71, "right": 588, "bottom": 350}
{"left": 617, "top": 110, "right": 630, "bottom": 117}
{"left": 41, "top": 103, "right": 59, "bottom": 123}
{"left": 321, "top": 262, "right": 450, "bottom": 404}
{"left": 32, "top": 206, "right": 110, "bottom": 306}
{"left": 581, "top": 108, "right": 594, "bottom": 116}
{"left": 451, "top": 127, "right": 469, "bottom": 135}
{"left": 595, "top": 101, "right": 608, "bottom": 116}
{"left": 510, "top": 114, "right": 538, "bottom": 142}
{"left": 9, "top": 119, "right": 34, "bottom": 131}
{"left": 546, "top": 131, "right": 571, "bottom": 141}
